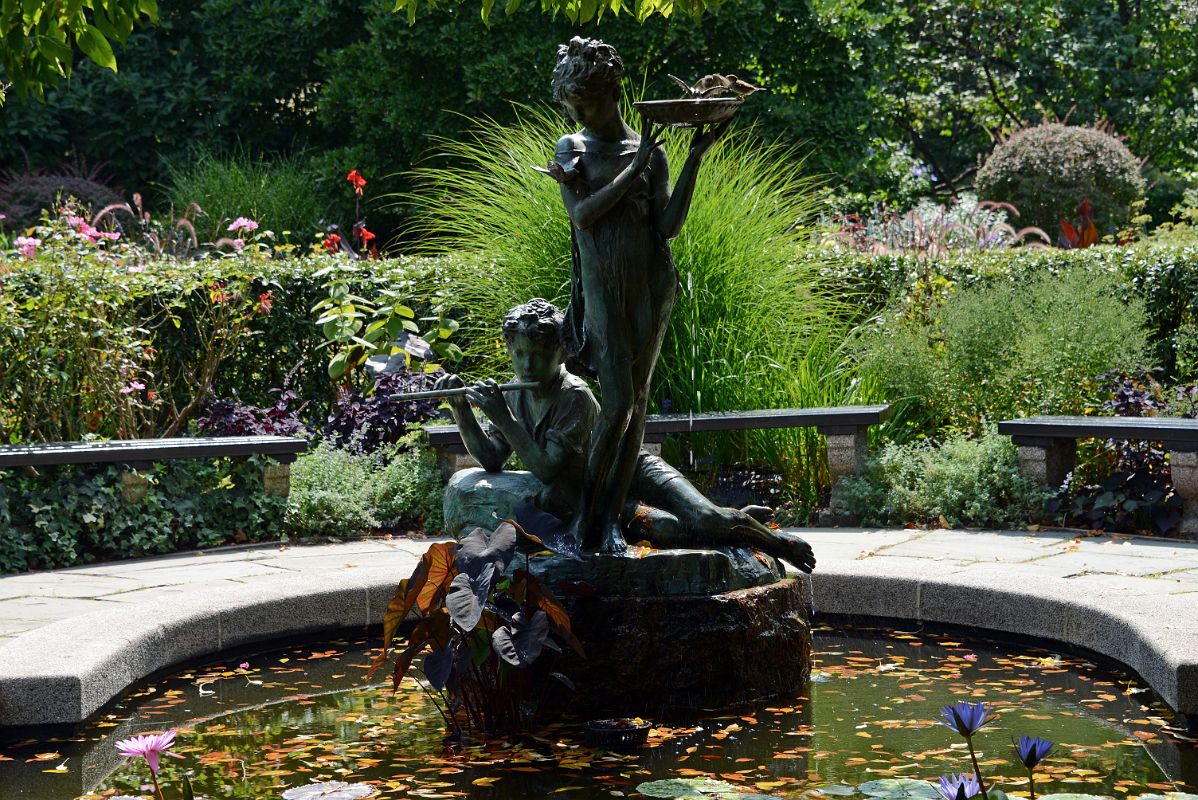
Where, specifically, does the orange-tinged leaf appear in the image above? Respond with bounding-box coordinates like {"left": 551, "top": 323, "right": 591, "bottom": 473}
{"left": 415, "top": 541, "right": 457, "bottom": 614}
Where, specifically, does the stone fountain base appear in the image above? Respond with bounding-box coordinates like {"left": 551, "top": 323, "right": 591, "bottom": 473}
{"left": 526, "top": 550, "right": 812, "bottom": 715}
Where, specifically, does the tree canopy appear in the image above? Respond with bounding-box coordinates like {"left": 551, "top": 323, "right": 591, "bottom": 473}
{"left": 1, "top": 0, "right": 158, "bottom": 102}
{"left": 0, "top": 0, "right": 727, "bottom": 102}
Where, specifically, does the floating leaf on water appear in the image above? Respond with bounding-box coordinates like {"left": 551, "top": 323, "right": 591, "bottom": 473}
{"left": 856, "top": 779, "right": 938, "bottom": 800}
{"left": 1038, "top": 795, "right": 1115, "bottom": 800}
{"left": 812, "top": 787, "right": 857, "bottom": 797}
{"left": 281, "top": 781, "right": 376, "bottom": 800}
{"left": 1134, "top": 796, "right": 1198, "bottom": 800}
{"left": 635, "top": 778, "right": 742, "bottom": 798}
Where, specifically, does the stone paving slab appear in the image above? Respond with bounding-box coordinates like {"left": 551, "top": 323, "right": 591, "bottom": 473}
{"left": 2, "top": 529, "right": 1198, "bottom": 728}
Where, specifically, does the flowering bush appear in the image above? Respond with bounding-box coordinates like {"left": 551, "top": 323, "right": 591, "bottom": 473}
{"left": 835, "top": 431, "right": 1044, "bottom": 529}
{"left": 828, "top": 193, "right": 1049, "bottom": 258}
{"left": 0, "top": 212, "right": 463, "bottom": 443}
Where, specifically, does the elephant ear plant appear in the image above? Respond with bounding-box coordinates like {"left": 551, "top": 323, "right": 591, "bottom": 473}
{"left": 370, "top": 521, "right": 583, "bottom": 738}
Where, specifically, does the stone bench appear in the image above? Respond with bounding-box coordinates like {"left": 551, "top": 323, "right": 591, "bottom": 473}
{"left": 0, "top": 436, "right": 309, "bottom": 499}
{"left": 997, "top": 415, "right": 1198, "bottom": 537}
{"left": 426, "top": 404, "right": 892, "bottom": 482}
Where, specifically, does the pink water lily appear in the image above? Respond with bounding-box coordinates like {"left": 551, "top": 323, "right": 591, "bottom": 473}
{"left": 114, "top": 730, "right": 183, "bottom": 774}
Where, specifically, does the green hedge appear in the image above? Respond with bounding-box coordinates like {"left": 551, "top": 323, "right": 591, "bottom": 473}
{"left": 0, "top": 248, "right": 470, "bottom": 444}
{"left": 810, "top": 243, "right": 1198, "bottom": 381}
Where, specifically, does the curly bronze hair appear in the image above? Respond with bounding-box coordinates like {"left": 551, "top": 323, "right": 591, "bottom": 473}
{"left": 502, "top": 298, "right": 565, "bottom": 345}
{"left": 552, "top": 36, "right": 624, "bottom": 103}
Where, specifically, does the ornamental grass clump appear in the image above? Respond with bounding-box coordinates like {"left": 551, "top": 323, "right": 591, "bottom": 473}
{"left": 406, "top": 105, "right": 870, "bottom": 501}
{"left": 856, "top": 263, "right": 1150, "bottom": 436}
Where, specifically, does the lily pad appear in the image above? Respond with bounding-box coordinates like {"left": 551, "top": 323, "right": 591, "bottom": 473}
{"left": 813, "top": 787, "right": 858, "bottom": 797}
{"left": 857, "top": 779, "right": 939, "bottom": 800}
{"left": 1136, "top": 795, "right": 1198, "bottom": 800}
{"left": 281, "top": 782, "right": 376, "bottom": 800}
{"left": 636, "top": 778, "right": 742, "bottom": 798}
{"left": 1038, "top": 795, "right": 1114, "bottom": 800}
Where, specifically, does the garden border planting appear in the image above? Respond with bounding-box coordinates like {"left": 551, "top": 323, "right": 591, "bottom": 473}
{"left": 0, "top": 529, "right": 1196, "bottom": 732}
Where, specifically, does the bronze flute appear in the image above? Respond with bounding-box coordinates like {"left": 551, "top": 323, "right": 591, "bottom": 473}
{"left": 388, "top": 380, "right": 541, "bottom": 402}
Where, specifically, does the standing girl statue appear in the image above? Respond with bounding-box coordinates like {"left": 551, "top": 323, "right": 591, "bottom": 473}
{"left": 547, "top": 37, "right": 730, "bottom": 553}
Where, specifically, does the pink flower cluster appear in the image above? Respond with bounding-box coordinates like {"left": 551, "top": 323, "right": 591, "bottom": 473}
{"left": 120, "top": 381, "right": 147, "bottom": 395}
{"left": 228, "top": 217, "right": 259, "bottom": 234}
{"left": 14, "top": 236, "right": 41, "bottom": 258}
{"left": 67, "top": 214, "right": 120, "bottom": 244}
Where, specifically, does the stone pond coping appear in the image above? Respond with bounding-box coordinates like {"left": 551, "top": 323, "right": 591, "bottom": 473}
{"left": 1, "top": 529, "right": 1197, "bottom": 728}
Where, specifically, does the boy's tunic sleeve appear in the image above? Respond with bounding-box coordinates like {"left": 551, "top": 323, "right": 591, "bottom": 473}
{"left": 543, "top": 380, "right": 597, "bottom": 457}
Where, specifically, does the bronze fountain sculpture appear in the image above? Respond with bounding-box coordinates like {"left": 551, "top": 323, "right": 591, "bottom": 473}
{"left": 428, "top": 37, "right": 813, "bottom": 712}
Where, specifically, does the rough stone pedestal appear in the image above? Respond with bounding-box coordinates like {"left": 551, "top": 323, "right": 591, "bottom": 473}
{"left": 819, "top": 429, "right": 868, "bottom": 525}
{"left": 1169, "top": 450, "right": 1198, "bottom": 540}
{"left": 1014, "top": 438, "right": 1076, "bottom": 487}
{"left": 262, "top": 461, "right": 292, "bottom": 497}
{"left": 443, "top": 468, "right": 540, "bottom": 537}
{"left": 119, "top": 470, "right": 149, "bottom": 503}
{"left": 530, "top": 550, "right": 811, "bottom": 715}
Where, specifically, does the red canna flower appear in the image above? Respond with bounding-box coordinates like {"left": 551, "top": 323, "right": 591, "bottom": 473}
{"left": 354, "top": 222, "right": 376, "bottom": 245}
{"left": 256, "top": 291, "right": 274, "bottom": 316}
{"left": 323, "top": 233, "right": 342, "bottom": 253}
{"left": 346, "top": 169, "right": 367, "bottom": 197}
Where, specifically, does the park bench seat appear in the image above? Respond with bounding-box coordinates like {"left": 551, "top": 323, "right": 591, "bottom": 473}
{"left": 426, "top": 404, "right": 892, "bottom": 482}
{"left": 997, "top": 414, "right": 1198, "bottom": 538}
{"left": 0, "top": 436, "right": 309, "bottom": 498}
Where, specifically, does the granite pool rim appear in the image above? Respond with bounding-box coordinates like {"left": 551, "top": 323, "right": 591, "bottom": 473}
{"left": 1, "top": 528, "right": 1197, "bottom": 731}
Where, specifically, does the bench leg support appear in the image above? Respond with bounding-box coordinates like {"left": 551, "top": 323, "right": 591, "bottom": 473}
{"left": 1016, "top": 440, "right": 1076, "bottom": 488}
{"left": 436, "top": 449, "right": 479, "bottom": 480}
{"left": 120, "top": 470, "right": 149, "bottom": 503}
{"left": 826, "top": 430, "right": 869, "bottom": 482}
{"left": 820, "top": 430, "right": 869, "bottom": 526}
{"left": 262, "top": 462, "right": 292, "bottom": 497}
{"left": 1169, "top": 451, "right": 1198, "bottom": 540}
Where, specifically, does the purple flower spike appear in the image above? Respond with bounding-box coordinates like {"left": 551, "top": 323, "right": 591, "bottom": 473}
{"left": 1014, "top": 735, "right": 1054, "bottom": 769}
{"left": 936, "top": 773, "right": 982, "bottom": 800}
{"left": 937, "top": 700, "right": 992, "bottom": 737}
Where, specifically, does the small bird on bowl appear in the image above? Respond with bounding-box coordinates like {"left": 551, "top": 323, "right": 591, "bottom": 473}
{"left": 669, "top": 73, "right": 763, "bottom": 99}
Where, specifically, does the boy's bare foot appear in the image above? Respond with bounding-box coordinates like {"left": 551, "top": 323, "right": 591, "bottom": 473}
{"left": 597, "top": 522, "right": 628, "bottom": 555}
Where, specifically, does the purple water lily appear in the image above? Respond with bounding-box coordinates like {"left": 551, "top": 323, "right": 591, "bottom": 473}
{"left": 1015, "top": 735, "right": 1055, "bottom": 800}
{"left": 936, "top": 700, "right": 992, "bottom": 800}
{"left": 937, "top": 700, "right": 992, "bottom": 737}
{"left": 936, "top": 774, "right": 982, "bottom": 800}
{"left": 1014, "top": 735, "right": 1054, "bottom": 769}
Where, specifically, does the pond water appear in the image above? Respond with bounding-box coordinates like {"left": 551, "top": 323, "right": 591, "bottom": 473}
{"left": 2, "top": 624, "right": 1196, "bottom": 800}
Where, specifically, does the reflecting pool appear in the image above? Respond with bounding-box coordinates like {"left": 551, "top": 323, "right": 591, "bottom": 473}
{"left": 2, "top": 624, "right": 1195, "bottom": 799}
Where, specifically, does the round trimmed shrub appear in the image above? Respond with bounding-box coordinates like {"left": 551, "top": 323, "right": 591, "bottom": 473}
{"left": 975, "top": 122, "right": 1145, "bottom": 236}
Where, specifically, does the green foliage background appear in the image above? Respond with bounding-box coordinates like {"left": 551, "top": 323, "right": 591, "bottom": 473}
{"left": 5, "top": 0, "right": 1195, "bottom": 229}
